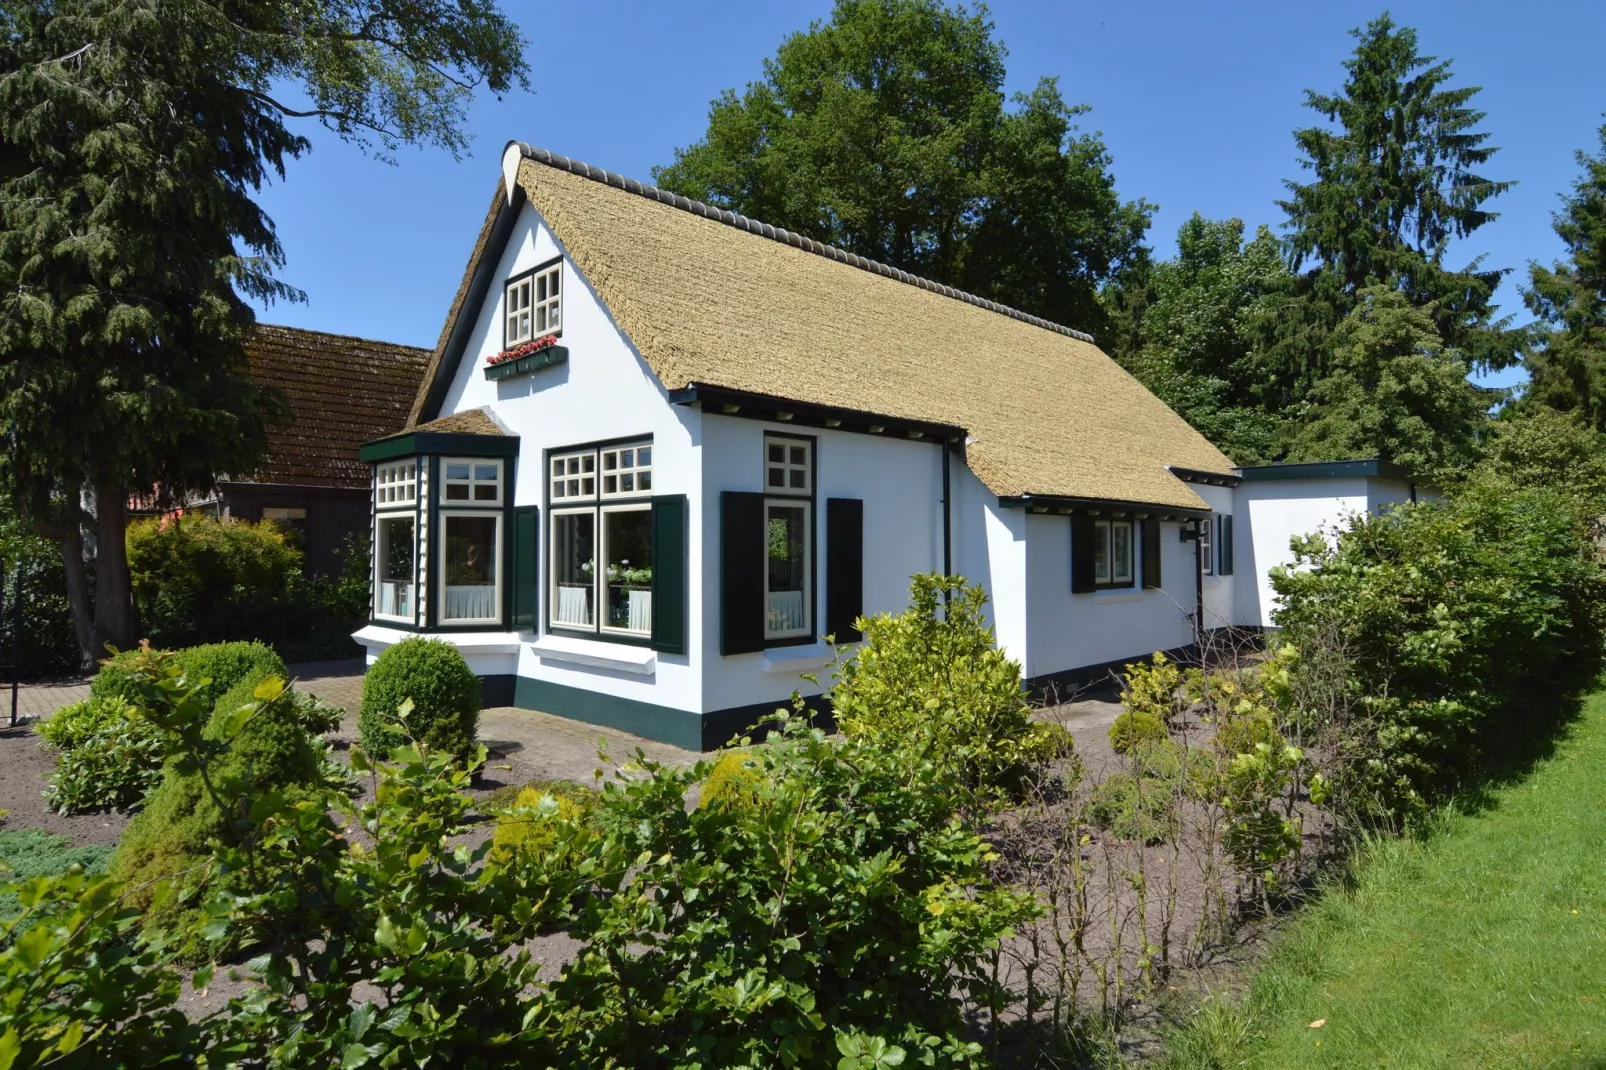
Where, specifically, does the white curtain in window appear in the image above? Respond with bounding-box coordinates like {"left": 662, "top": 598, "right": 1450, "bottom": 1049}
{"left": 768, "top": 590, "right": 806, "bottom": 633}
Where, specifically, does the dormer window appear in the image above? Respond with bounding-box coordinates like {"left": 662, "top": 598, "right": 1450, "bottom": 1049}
{"left": 505, "top": 260, "right": 561, "bottom": 347}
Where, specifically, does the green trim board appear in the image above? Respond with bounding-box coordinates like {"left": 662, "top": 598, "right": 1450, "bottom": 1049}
{"left": 509, "top": 675, "right": 830, "bottom": 752}
{"left": 1234, "top": 458, "right": 1415, "bottom": 483}
{"left": 670, "top": 383, "right": 965, "bottom": 443}
{"left": 361, "top": 432, "right": 521, "bottom": 463}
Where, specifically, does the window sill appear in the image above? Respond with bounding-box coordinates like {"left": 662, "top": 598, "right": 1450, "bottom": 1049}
{"left": 762, "top": 644, "right": 842, "bottom": 676}
{"left": 530, "top": 635, "right": 656, "bottom": 676}
{"left": 1087, "top": 588, "right": 1144, "bottom": 605}
{"left": 353, "top": 625, "right": 523, "bottom": 654}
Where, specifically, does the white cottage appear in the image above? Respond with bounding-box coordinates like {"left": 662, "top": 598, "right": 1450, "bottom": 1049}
{"left": 353, "top": 142, "right": 1411, "bottom": 750}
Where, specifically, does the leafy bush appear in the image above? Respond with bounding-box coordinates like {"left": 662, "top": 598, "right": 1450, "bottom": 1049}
{"left": 1120, "top": 652, "right": 1186, "bottom": 726}
{"left": 547, "top": 713, "right": 1037, "bottom": 1066}
{"left": 490, "top": 783, "right": 597, "bottom": 865}
{"left": 0, "top": 505, "right": 80, "bottom": 677}
{"left": 43, "top": 713, "right": 167, "bottom": 814}
{"left": 126, "top": 514, "right": 370, "bottom": 660}
{"left": 93, "top": 640, "right": 287, "bottom": 712}
{"left": 112, "top": 666, "right": 324, "bottom": 942}
{"left": 1090, "top": 773, "right": 1176, "bottom": 845}
{"left": 698, "top": 749, "right": 764, "bottom": 808}
{"left": 38, "top": 694, "right": 131, "bottom": 751}
{"left": 1273, "top": 483, "right": 1606, "bottom": 821}
{"left": 1109, "top": 709, "right": 1168, "bottom": 754}
{"left": 358, "top": 637, "right": 480, "bottom": 763}
{"left": 833, "top": 573, "right": 1068, "bottom": 798}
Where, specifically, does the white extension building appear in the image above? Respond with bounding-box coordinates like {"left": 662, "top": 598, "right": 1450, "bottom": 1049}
{"left": 353, "top": 143, "right": 1423, "bottom": 750}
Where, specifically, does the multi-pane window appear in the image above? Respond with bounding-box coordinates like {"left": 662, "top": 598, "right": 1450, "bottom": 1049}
{"left": 504, "top": 263, "right": 561, "bottom": 347}
{"left": 376, "top": 460, "right": 417, "bottom": 506}
{"left": 444, "top": 458, "right": 502, "bottom": 504}
{"left": 441, "top": 513, "right": 499, "bottom": 622}
{"left": 550, "top": 440, "right": 653, "bottom": 637}
{"left": 764, "top": 436, "right": 812, "bottom": 639}
{"left": 374, "top": 514, "right": 416, "bottom": 621}
{"left": 1093, "top": 519, "right": 1135, "bottom": 589}
{"left": 600, "top": 444, "right": 652, "bottom": 498}
{"left": 765, "top": 436, "right": 810, "bottom": 494}
{"left": 550, "top": 451, "right": 596, "bottom": 501}
{"left": 1199, "top": 517, "right": 1214, "bottom": 576}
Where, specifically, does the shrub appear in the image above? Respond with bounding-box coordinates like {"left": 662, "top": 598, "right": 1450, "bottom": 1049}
{"left": 38, "top": 694, "right": 131, "bottom": 752}
{"left": 358, "top": 637, "right": 480, "bottom": 763}
{"left": 1273, "top": 483, "right": 1606, "bottom": 821}
{"left": 490, "top": 783, "right": 597, "bottom": 864}
{"left": 1120, "top": 652, "right": 1186, "bottom": 726}
{"left": 43, "top": 714, "right": 167, "bottom": 814}
{"left": 1109, "top": 709, "right": 1168, "bottom": 754}
{"left": 0, "top": 829, "right": 115, "bottom": 916}
{"left": 112, "top": 668, "right": 324, "bottom": 941}
{"left": 1089, "top": 773, "right": 1175, "bottom": 845}
{"left": 833, "top": 573, "right": 1068, "bottom": 798}
{"left": 0, "top": 505, "right": 80, "bottom": 677}
{"left": 93, "top": 640, "right": 286, "bottom": 713}
{"left": 698, "top": 749, "right": 765, "bottom": 808}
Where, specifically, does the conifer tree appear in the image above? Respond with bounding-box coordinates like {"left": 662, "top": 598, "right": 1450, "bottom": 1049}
{"left": 1273, "top": 13, "right": 1517, "bottom": 397}
{"left": 1522, "top": 121, "right": 1606, "bottom": 428}
{"left": 0, "top": 0, "right": 527, "bottom": 665}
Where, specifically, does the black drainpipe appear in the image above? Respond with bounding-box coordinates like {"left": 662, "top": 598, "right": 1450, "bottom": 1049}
{"left": 1192, "top": 517, "right": 1204, "bottom": 647}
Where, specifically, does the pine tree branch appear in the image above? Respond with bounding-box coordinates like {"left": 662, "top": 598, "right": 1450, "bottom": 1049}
{"left": 233, "top": 86, "right": 398, "bottom": 140}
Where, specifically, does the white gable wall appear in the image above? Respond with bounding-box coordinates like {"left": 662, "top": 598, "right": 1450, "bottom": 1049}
{"left": 1233, "top": 477, "right": 1368, "bottom": 628}
{"left": 435, "top": 201, "right": 706, "bottom": 713}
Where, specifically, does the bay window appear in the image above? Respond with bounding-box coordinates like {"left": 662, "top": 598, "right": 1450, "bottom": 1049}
{"left": 375, "top": 513, "right": 416, "bottom": 621}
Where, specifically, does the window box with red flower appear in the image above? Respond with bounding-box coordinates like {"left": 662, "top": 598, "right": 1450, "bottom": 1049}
{"left": 484, "top": 333, "right": 567, "bottom": 381}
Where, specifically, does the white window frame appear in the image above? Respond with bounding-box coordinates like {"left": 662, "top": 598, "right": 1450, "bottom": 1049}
{"left": 549, "top": 506, "right": 598, "bottom": 632}
{"left": 441, "top": 457, "right": 503, "bottom": 507}
{"left": 599, "top": 442, "right": 653, "bottom": 499}
{"left": 1199, "top": 517, "right": 1214, "bottom": 576}
{"left": 550, "top": 450, "right": 597, "bottom": 503}
{"left": 763, "top": 497, "right": 812, "bottom": 641}
{"left": 764, "top": 435, "right": 812, "bottom": 496}
{"left": 375, "top": 460, "right": 417, "bottom": 507}
{"left": 1094, "top": 518, "right": 1135, "bottom": 590}
{"left": 438, "top": 510, "right": 503, "bottom": 625}
{"left": 505, "top": 262, "right": 561, "bottom": 347}
{"left": 373, "top": 511, "right": 418, "bottom": 624}
{"left": 599, "top": 503, "right": 652, "bottom": 637}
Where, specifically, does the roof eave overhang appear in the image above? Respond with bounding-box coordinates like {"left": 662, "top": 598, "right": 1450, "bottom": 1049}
{"left": 1234, "top": 458, "right": 1415, "bottom": 483}
{"left": 670, "top": 383, "right": 966, "bottom": 443}
{"left": 1167, "top": 464, "right": 1242, "bottom": 488}
{"left": 359, "top": 431, "right": 521, "bottom": 463}
{"left": 998, "top": 494, "right": 1212, "bottom": 522}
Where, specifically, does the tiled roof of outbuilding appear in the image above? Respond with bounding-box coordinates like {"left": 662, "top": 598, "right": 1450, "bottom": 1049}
{"left": 247, "top": 324, "right": 430, "bottom": 488}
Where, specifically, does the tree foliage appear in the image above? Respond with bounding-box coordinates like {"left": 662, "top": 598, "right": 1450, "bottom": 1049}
{"left": 1523, "top": 121, "right": 1606, "bottom": 428}
{"left": 654, "top": 0, "right": 1150, "bottom": 336}
{"left": 0, "top": 0, "right": 528, "bottom": 663}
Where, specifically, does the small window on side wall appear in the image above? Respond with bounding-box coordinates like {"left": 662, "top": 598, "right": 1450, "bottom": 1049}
{"left": 1199, "top": 517, "right": 1214, "bottom": 576}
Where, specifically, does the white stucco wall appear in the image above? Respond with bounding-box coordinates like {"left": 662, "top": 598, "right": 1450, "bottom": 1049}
{"left": 1233, "top": 477, "right": 1377, "bottom": 628}
{"left": 698, "top": 413, "right": 955, "bottom": 713}
{"left": 1193, "top": 482, "right": 1238, "bottom": 633}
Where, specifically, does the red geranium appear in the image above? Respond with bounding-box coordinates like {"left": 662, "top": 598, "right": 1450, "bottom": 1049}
{"left": 487, "top": 333, "right": 560, "bottom": 366}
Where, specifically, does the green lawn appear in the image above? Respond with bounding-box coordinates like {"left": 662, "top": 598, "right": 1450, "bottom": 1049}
{"left": 1165, "top": 692, "right": 1606, "bottom": 1070}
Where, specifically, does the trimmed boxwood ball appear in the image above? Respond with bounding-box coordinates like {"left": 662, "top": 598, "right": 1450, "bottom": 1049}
{"left": 1108, "top": 708, "right": 1168, "bottom": 754}
{"left": 358, "top": 638, "right": 481, "bottom": 763}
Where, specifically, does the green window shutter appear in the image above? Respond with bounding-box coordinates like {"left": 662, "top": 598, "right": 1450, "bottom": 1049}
{"left": 720, "top": 491, "right": 766, "bottom": 655}
{"left": 1219, "top": 515, "right": 1234, "bottom": 576}
{"left": 825, "top": 498, "right": 863, "bottom": 642}
{"left": 651, "top": 495, "right": 688, "bottom": 654}
{"left": 1142, "top": 517, "right": 1162, "bottom": 589}
{"left": 1070, "top": 513, "right": 1096, "bottom": 593}
{"left": 512, "top": 505, "right": 539, "bottom": 630}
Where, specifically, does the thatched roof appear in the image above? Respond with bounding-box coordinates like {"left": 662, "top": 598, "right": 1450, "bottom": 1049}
{"left": 407, "top": 407, "right": 505, "bottom": 436}
{"left": 413, "top": 145, "right": 1235, "bottom": 510}
{"left": 247, "top": 324, "right": 429, "bottom": 488}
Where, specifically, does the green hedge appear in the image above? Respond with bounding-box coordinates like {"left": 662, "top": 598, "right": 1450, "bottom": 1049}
{"left": 93, "top": 640, "right": 286, "bottom": 712}
{"left": 358, "top": 638, "right": 480, "bottom": 763}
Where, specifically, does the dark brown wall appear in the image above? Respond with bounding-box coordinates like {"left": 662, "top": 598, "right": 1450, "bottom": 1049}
{"left": 217, "top": 482, "right": 370, "bottom": 579}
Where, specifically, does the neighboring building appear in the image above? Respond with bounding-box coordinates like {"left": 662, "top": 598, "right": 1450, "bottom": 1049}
{"left": 352, "top": 142, "right": 1418, "bottom": 750}
{"left": 1231, "top": 460, "right": 1424, "bottom": 629}
{"left": 201, "top": 325, "right": 431, "bottom": 576}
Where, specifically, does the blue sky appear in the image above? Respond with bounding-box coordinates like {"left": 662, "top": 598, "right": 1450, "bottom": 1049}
{"left": 250, "top": 0, "right": 1606, "bottom": 392}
